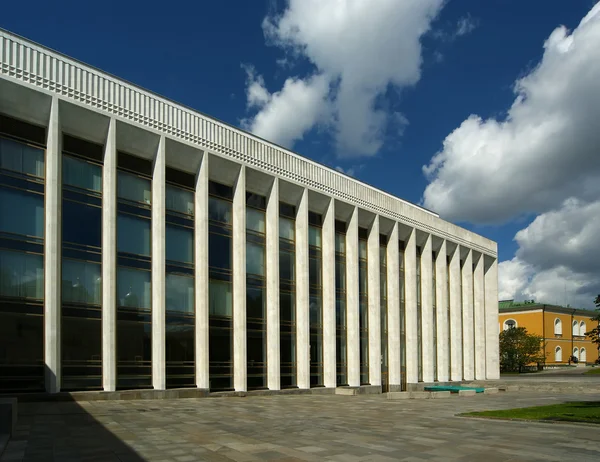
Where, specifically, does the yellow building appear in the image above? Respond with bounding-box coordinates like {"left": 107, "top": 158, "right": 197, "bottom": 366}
{"left": 499, "top": 301, "right": 599, "bottom": 366}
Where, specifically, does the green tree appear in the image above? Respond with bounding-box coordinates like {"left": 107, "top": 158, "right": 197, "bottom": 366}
{"left": 584, "top": 295, "right": 600, "bottom": 349}
{"left": 499, "top": 327, "right": 545, "bottom": 373}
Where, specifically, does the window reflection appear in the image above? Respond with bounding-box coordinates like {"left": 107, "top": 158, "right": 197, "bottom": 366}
{"left": 0, "top": 186, "right": 44, "bottom": 238}
{"left": 0, "top": 249, "right": 44, "bottom": 299}
{"left": 117, "top": 171, "right": 151, "bottom": 205}
{"left": 166, "top": 273, "right": 194, "bottom": 313}
{"left": 117, "top": 267, "right": 151, "bottom": 310}
{"left": 62, "top": 259, "right": 101, "bottom": 305}
{"left": 117, "top": 214, "right": 151, "bottom": 256}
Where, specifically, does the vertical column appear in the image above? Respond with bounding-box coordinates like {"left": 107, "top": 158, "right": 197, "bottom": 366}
{"left": 367, "top": 216, "right": 381, "bottom": 386}
{"left": 195, "top": 153, "right": 209, "bottom": 389}
{"left": 233, "top": 166, "right": 247, "bottom": 391}
{"left": 152, "top": 136, "right": 166, "bottom": 390}
{"left": 485, "top": 257, "right": 500, "bottom": 379}
{"left": 102, "top": 118, "right": 117, "bottom": 392}
{"left": 404, "top": 229, "right": 418, "bottom": 385}
{"left": 420, "top": 234, "right": 433, "bottom": 383}
{"left": 45, "top": 96, "right": 61, "bottom": 393}
{"left": 346, "top": 207, "right": 360, "bottom": 387}
{"left": 386, "top": 224, "right": 400, "bottom": 388}
{"left": 462, "top": 248, "right": 474, "bottom": 381}
{"left": 266, "top": 178, "right": 280, "bottom": 390}
{"left": 435, "top": 240, "right": 449, "bottom": 382}
{"left": 473, "top": 254, "right": 486, "bottom": 380}
{"left": 295, "top": 189, "right": 310, "bottom": 389}
{"left": 449, "top": 247, "right": 462, "bottom": 381}
{"left": 322, "top": 199, "right": 336, "bottom": 388}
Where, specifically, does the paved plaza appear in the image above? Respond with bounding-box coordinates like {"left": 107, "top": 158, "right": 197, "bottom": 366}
{"left": 2, "top": 391, "right": 600, "bottom": 462}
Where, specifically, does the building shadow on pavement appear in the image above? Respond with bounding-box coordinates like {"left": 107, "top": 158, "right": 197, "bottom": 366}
{"left": 1, "top": 369, "right": 147, "bottom": 462}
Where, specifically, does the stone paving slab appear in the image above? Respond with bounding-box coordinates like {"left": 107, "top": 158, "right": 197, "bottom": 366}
{"left": 2, "top": 392, "right": 600, "bottom": 461}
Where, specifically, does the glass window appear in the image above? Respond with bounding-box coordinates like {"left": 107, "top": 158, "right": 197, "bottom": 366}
{"left": 309, "top": 226, "right": 321, "bottom": 248}
{"left": 166, "top": 273, "right": 194, "bottom": 314}
{"left": 118, "top": 171, "right": 151, "bottom": 205}
{"left": 280, "top": 292, "right": 295, "bottom": 322}
{"left": 310, "top": 295, "right": 322, "bottom": 325}
{"left": 62, "top": 259, "right": 101, "bottom": 305}
{"left": 309, "top": 257, "right": 321, "bottom": 287}
{"left": 0, "top": 138, "right": 44, "bottom": 177}
{"left": 359, "top": 265, "right": 368, "bottom": 294}
{"left": 63, "top": 200, "right": 101, "bottom": 247}
{"left": 166, "top": 184, "right": 194, "bottom": 216}
{"left": 117, "top": 214, "right": 151, "bottom": 256}
{"left": 247, "top": 286, "right": 265, "bottom": 320}
{"left": 335, "top": 260, "right": 346, "bottom": 291}
{"left": 209, "top": 197, "right": 232, "bottom": 224}
{"left": 279, "top": 217, "right": 295, "bottom": 240}
{"left": 247, "top": 242, "right": 265, "bottom": 277}
{"left": 247, "top": 208, "right": 265, "bottom": 234}
{"left": 335, "top": 234, "right": 345, "bottom": 253}
{"left": 0, "top": 186, "right": 44, "bottom": 237}
{"left": 279, "top": 249, "right": 294, "bottom": 282}
{"left": 209, "top": 233, "right": 231, "bottom": 271}
{"left": 117, "top": 267, "right": 151, "bottom": 310}
{"left": 0, "top": 249, "right": 43, "bottom": 299}
{"left": 166, "top": 224, "right": 193, "bottom": 264}
{"left": 209, "top": 280, "right": 232, "bottom": 316}
{"left": 359, "top": 240, "right": 367, "bottom": 259}
{"left": 336, "top": 299, "right": 346, "bottom": 325}
{"left": 63, "top": 155, "right": 101, "bottom": 192}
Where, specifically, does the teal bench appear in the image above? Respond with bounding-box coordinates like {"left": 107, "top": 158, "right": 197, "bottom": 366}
{"left": 424, "top": 385, "right": 485, "bottom": 393}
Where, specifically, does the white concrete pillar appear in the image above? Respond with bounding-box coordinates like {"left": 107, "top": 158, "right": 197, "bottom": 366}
{"left": 266, "top": 178, "right": 280, "bottom": 390}
{"left": 473, "top": 253, "right": 486, "bottom": 380}
{"left": 44, "top": 96, "right": 61, "bottom": 393}
{"left": 233, "top": 165, "right": 247, "bottom": 392}
{"left": 152, "top": 136, "right": 166, "bottom": 390}
{"left": 404, "top": 228, "right": 418, "bottom": 385}
{"left": 462, "top": 248, "right": 474, "bottom": 381}
{"left": 346, "top": 207, "right": 360, "bottom": 387}
{"left": 449, "top": 247, "right": 462, "bottom": 381}
{"left": 295, "top": 189, "right": 310, "bottom": 389}
{"left": 435, "top": 240, "right": 449, "bottom": 383}
{"left": 420, "top": 234, "right": 434, "bottom": 383}
{"left": 102, "top": 117, "right": 117, "bottom": 392}
{"left": 386, "top": 223, "right": 401, "bottom": 387}
{"left": 322, "top": 198, "right": 336, "bottom": 388}
{"left": 485, "top": 257, "right": 500, "bottom": 379}
{"left": 367, "top": 216, "right": 381, "bottom": 386}
{"left": 195, "top": 152, "right": 209, "bottom": 389}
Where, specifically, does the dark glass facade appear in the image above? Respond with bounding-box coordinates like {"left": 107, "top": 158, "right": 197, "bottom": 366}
{"left": 335, "top": 221, "right": 347, "bottom": 385}
{"left": 358, "top": 228, "right": 369, "bottom": 385}
{"left": 432, "top": 252, "right": 437, "bottom": 381}
{"left": 61, "top": 136, "right": 103, "bottom": 390}
{"left": 380, "top": 235, "right": 388, "bottom": 390}
{"left": 165, "top": 170, "right": 195, "bottom": 388}
{"left": 0, "top": 117, "right": 46, "bottom": 392}
{"left": 279, "top": 203, "right": 296, "bottom": 388}
{"left": 208, "top": 182, "right": 234, "bottom": 391}
{"left": 417, "top": 246, "right": 422, "bottom": 382}
{"left": 116, "top": 154, "right": 152, "bottom": 389}
{"left": 308, "top": 212, "right": 323, "bottom": 387}
{"left": 246, "top": 193, "right": 267, "bottom": 390}
{"left": 399, "top": 242, "right": 406, "bottom": 389}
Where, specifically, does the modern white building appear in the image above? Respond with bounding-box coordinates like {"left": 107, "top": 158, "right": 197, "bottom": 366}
{"left": 0, "top": 29, "right": 499, "bottom": 395}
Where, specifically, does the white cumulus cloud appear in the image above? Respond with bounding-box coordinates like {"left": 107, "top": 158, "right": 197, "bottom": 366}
{"left": 241, "top": 66, "right": 330, "bottom": 147}
{"left": 498, "top": 199, "right": 600, "bottom": 309}
{"left": 243, "top": 0, "right": 445, "bottom": 156}
{"left": 422, "top": 3, "right": 600, "bottom": 224}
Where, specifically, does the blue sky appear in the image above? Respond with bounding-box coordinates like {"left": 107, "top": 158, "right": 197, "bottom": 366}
{"left": 2, "top": 0, "right": 599, "bottom": 308}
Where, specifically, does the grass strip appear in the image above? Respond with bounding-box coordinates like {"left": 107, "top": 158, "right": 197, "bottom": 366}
{"left": 462, "top": 401, "right": 600, "bottom": 424}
